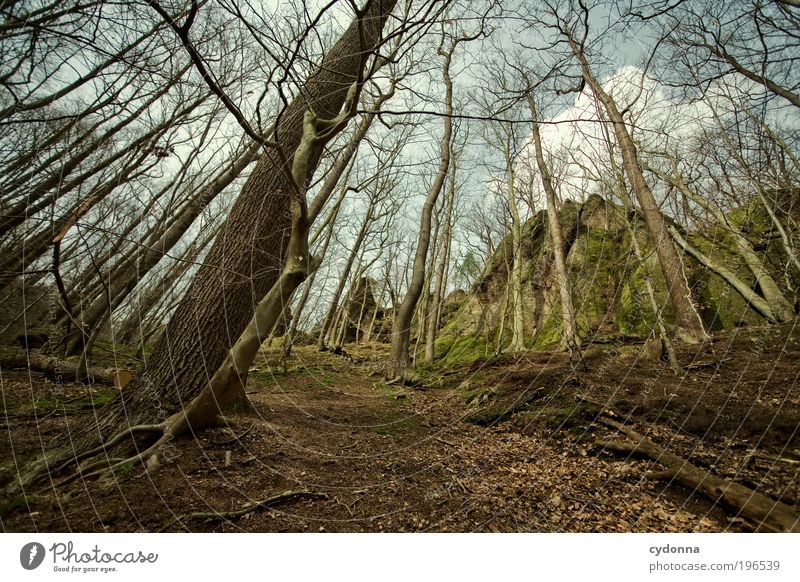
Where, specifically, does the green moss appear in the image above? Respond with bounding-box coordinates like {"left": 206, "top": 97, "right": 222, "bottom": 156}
{"left": 727, "top": 199, "right": 773, "bottom": 236}
{"left": 34, "top": 389, "right": 117, "bottom": 415}
{"left": 433, "top": 334, "right": 457, "bottom": 359}
{"left": 570, "top": 229, "right": 623, "bottom": 331}
{"left": 89, "top": 390, "right": 116, "bottom": 406}
{"left": 688, "top": 232, "right": 767, "bottom": 330}
{"left": 546, "top": 402, "right": 599, "bottom": 433}
{"left": 614, "top": 259, "right": 661, "bottom": 337}
{"left": 442, "top": 335, "right": 490, "bottom": 366}
{"left": 531, "top": 316, "right": 562, "bottom": 349}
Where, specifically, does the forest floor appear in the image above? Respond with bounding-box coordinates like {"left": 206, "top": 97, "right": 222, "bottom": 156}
{"left": 1, "top": 322, "right": 798, "bottom": 532}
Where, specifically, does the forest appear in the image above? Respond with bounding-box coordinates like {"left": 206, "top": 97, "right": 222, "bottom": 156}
{"left": 0, "top": 0, "right": 798, "bottom": 533}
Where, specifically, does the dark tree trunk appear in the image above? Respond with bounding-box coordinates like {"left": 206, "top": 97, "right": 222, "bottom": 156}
{"left": 78, "top": 0, "right": 398, "bottom": 440}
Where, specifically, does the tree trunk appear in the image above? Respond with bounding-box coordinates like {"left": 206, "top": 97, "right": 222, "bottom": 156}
{"left": 283, "top": 195, "right": 343, "bottom": 359}
{"left": 668, "top": 225, "right": 778, "bottom": 322}
{"left": 505, "top": 149, "right": 526, "bottom": 353}
{"left": 654, "top": 165, "right": 794, "bottom": 322}
{"left": 527, "top": 94, "right": 579, "bottom": 351}
{"left": 424, "top": 150, "right": 458, "bottom": 363}
{"left": 568, "top": 35, "right": 707, "bottom": 344}
{"left": 390, "top": 43, "right": 455, "bottom": 380}
{"left": 39, "top": 0, "right": 397, "bottom": 462}
{"left": 597, "top": 417, "right": 800, "bottom": 532}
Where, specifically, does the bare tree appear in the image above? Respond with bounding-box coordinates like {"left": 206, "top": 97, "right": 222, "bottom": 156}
{"left": 16, "top": 0, "right": 404, "bottom": 489}
{"left": 390, "top": 22, "right": 483, "bottom": 381}
{"left": 525, "top": 89, "right": 580, "bottom": 351}
{"left": 559, "top": 3, "right": 707, "bottom": 344}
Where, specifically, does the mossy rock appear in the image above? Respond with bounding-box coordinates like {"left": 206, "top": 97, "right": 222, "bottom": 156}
{"left": 546, "top": 402, "right": 600, "bottom": 433}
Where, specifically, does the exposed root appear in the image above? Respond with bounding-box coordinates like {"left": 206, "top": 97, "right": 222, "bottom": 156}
{"left": 54, "top": 432, "right": 172, "bottom": 488}
{"left": 53, "top": 423, "right": 165, "bottom": 475}
{"left": 159, "top": 490, "right": 329, "bottom": 531}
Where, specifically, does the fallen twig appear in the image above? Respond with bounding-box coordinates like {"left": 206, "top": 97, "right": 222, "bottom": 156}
{"left": 682, "top": 357, "right": 733, "bottom": 371}
{"left": 212, "top": 422, "right": 256, "bottom": 446}
{"left": 160, "top": 490, "right": 329, "bottom": 531}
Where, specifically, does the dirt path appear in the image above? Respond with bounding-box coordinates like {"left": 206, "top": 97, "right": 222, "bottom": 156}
{"left": 7, "top": 336, "right": 785, "bottom": 532}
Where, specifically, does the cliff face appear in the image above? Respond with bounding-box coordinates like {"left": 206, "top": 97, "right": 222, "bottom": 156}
{"left": 434, "top": 194, "right": 798, "bottom": 363}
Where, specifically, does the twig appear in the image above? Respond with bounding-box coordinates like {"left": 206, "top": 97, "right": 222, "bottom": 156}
{"left": 212, "top": 422, "right": 256, "bottom": 446}
{"left": 435, "top": 436, "right": 458, "bottom": 448}
{"left": 683, "top": 357, "right": 732, "bottom": 371}
{"left": 160, "top": 490, "right": 329, "bottom": 531}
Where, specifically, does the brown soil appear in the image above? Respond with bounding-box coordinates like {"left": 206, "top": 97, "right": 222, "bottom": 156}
{"left": 1, "top": 322, "right": 798, "bottom": 532}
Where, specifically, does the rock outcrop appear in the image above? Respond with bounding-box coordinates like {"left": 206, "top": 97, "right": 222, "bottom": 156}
{"left": 434, "top": 194, "right": 798, "bottom": 363}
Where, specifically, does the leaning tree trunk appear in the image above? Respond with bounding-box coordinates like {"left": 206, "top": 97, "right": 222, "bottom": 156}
{"left": 424, "top": 149, "right": 458, "bottom": 363}
{"left": 61, "top": 141, "right": 261, "bottom": 354}
{"left": 567, "top": 33, "right": 707, "bottom": 344}
{"left": 668, "top": 225, "right": 778, "bottom": 321}
{"left": 527, "top": 93, "right": 579, "bottom": 351}
{"left": 651, "top": 164, "right": 794, "bottom": 323}
{"left": 15, "top": 0, "right": 398, "bottom": 486}
{"left": 390, "top": 42, "right": 455, "bottom": 381}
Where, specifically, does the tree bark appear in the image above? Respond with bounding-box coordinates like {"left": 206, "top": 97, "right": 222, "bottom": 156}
{"left": 424, "top": 150, "right": 458, "bottom": 363}
{"left": 51, "top": 0, "right": 397, "bottom": 451}
{"left": 527, "top": 93, "right": 579, "bottom": 351}
{"left": 567, "top": 34, "right": 707, "bottom": 344}
{"left": 390, "top": 42, "right": 455, "bottom": 380}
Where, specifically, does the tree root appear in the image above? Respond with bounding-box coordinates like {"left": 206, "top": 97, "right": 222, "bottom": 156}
{"left": 159, "top": 490, "right": 329, "bottom": 531}
{"left": 53, "top": 427, "right": 173, "bottom": 488}
{"left": 594, "top": 417, "right": 800, "bottom": 532}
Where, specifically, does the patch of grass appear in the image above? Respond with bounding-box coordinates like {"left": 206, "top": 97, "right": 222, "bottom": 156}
{"left": 88, "top": 390, "right": 116, "bottom": 406}
{"left": 115, "top": 462, "right": 135, "bottom": 478}
{"left": 442, "top": 335, "right": 490, "bottom": 367}
{"left": 34, "top": 389, "right": 117, "bottom": 415}
{"left": 34, "top": 396, "right": 63, "bottom": 412}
